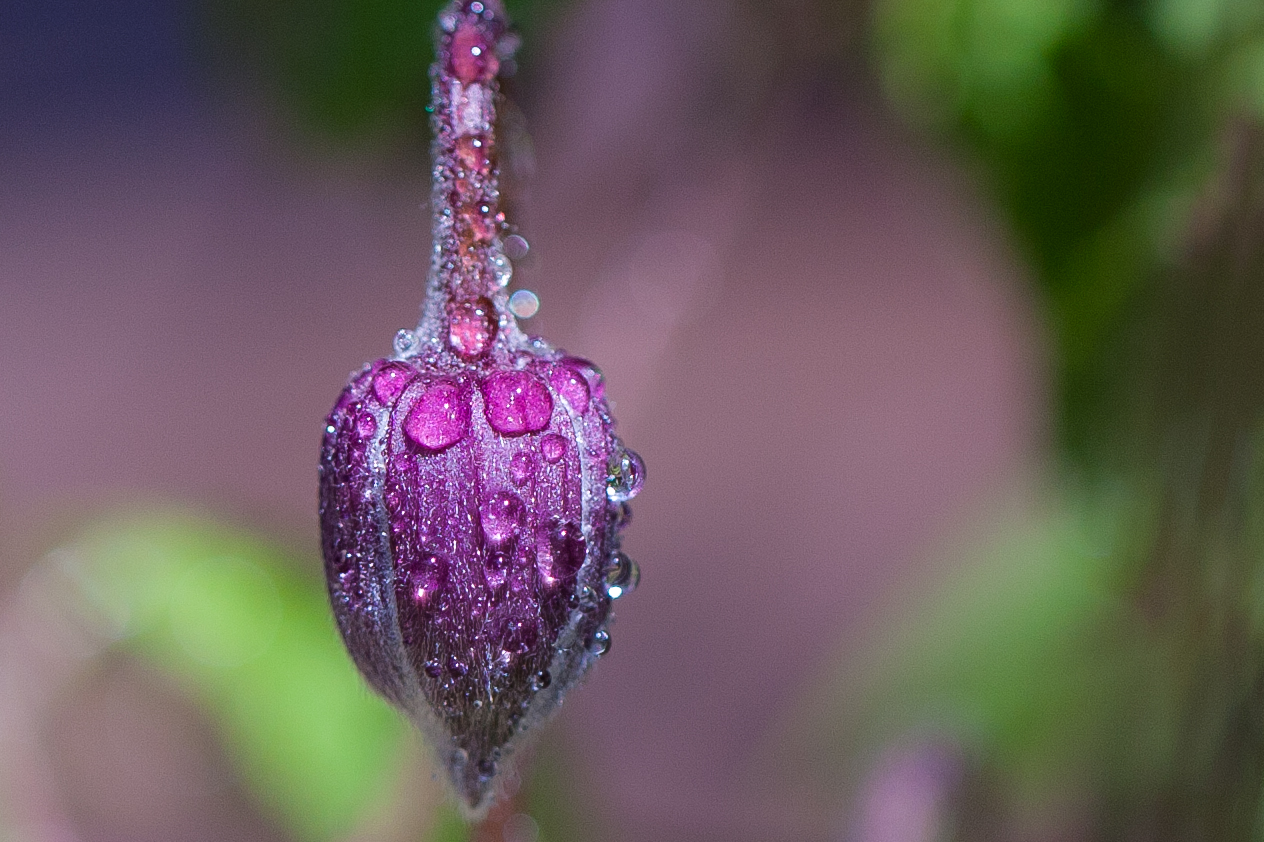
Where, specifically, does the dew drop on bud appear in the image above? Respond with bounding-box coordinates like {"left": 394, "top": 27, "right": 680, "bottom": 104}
{"left": 448, "top": 297, "right": 497, "bottom": 359}
{"left": 373, "top": 363, "right": 415, "bottom": 404}
{"left": 589, "top": 629, "right": 610, "bottom": 657}
{"left": 450, "top": 22, "right": 499, "bottom": 84}
{"left": 606, "top": 447, "right": 646, "bottom": 502}
{"left": 481, "top": 370, "right": 553, "bottom": 435}
{"left": 605, "top": 551, "right": 639, "bottom": 599}
{"left": 509, "top": 451, "right": 533, "bottom": 485}
{"left": 404, "top": 379, "right": 471, "bottom": 451}
{"left": 394, "top": 328, "right": 420, "bottom": 357}
{"left": 530, "top": 670, "right": 551, "bottom": 691}
{"left": 540, "top": 433, "right": 567, "bottom": 463}
{"left": 549, "top": 364, "right": 590, "bottom": 414}
{"left": 480, "top": 490, "right": 525, "bottom": 545}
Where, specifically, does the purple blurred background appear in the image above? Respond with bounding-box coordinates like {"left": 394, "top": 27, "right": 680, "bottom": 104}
{"left": 0, "top": 0, "right": 1042, "bottom": 839}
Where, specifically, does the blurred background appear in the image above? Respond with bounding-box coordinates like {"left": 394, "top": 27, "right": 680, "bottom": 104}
{"left": 4, "top": 0, "right": 1264, "bottom": 840}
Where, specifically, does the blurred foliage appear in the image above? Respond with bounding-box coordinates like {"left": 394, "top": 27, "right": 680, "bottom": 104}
{"left": 65, "top": 513, "right": 411, "bottom": 841}
{"left": 873, "top": 0, "right": 1264, "bottom": 462}
{"left": 834, "top": 490, "right": 1180, "bottom": 821}
{"left": 202, "top": 0, "right": 568, "bottom": 138}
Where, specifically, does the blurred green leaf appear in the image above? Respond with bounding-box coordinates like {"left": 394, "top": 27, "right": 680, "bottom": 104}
{"left": 70, "top": 513, "right": 408, "bottom": 842}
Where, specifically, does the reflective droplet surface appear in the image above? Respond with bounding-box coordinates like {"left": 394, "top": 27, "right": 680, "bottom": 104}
{"left": 606, "top": 447, "right": 646, "bottom": 502}
{"left": 448, "top": 297, "right": 497, "bottom": 359}
{"left": 373, "top": 363, "right": 415, "bottom": 404}
{"left": 589, "top": 629, "right": 610, "bottom": 656}
{"left": 404, "top": 379, "right": 471, "bottom": 451}
{"left": 480, "top": 491, "right": 525, "bottom": 545}
{"left": 541, "top": 433, "right": 567, "bottom": 463}
{"left": 549, "top": 364, "right": 590, "bottom": 414}
{"left": 355, "top": 412, "right": 378, "bottom": 439}
{"left": 394, "top": 328, "right": 419, "bottom": 357}
{"left": 535, "top": 519, "right": 585, "bottom": 584}
{"left": 424, "top": 659, "right": 443, "bottom": 678}
{"left": 509, "top": 451, "right": 533, "bottom": 485}
{"left": 530, "top": 670, "right": 551, "bottom": 691}
{"left": 508, "top": 289, "right": 539, "bottom": 318}
{"left": 481, "top": 370, "right": 553, "bottom": 435}
{"left": 450, "top": 22, "right": 499, "bottom": 83}
{"left": 503, "top": 234, "right": 529, "bottom": 259}
{"left": 605, "top": 551, "right": 639, "bottom": 599}
{"left": 455, "top": 134, "right": 492, "bottom": 174}
{"left": 407, "top": 553, "right": 448, "bottom": 603}
{"left": 483, "top": 551, "right": 510, "bottom": 590}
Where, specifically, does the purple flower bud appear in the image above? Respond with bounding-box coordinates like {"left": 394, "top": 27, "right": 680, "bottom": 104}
{"left": 318, "top": 0, "right": 643, "bottom": 815}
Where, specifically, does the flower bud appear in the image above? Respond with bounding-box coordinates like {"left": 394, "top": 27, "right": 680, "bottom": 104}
{"left": 317, "top": 0, "right": 643, "bottom": 814}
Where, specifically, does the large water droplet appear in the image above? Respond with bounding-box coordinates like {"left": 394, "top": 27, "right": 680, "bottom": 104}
{"left": 530, "top": 670, "right": 551, "bottom": 691}
{"left": 424, "top": 659, "right": 443, "bottom": 678}
{"left": 450, "top": 21, "right": 499, "bottom": 83}
{"left": 482, "top": 371, "right": 553, "bottom": 435}
{"left": 404, "top": 379, "right": 471, "bottom": 451}
{"left": 541, "top": 433, "right": 567, "bottom": 463}
{"left": 589, "top": 629, "right": 611, "bottom": 657}
{"left": 448, "top": 658, "right": 470, "bottom": 677}
{"left": 549, "top": 364, "right": 591, "bottom": 414}
{"left": 448, "top": 297, "right": 497, "bottom": 359}
{"left": 480, "top": 491, "right": 525, "bottom": 545}
{"left": 355, "top": 412, "right": 377, "bottom": 439}
{"left": 606, "top": 447, "right": 646, "bottom": 502}
{"left": 561, "top": 357, "right": 605, "bottom": 400}
{"left": 605, "top": 552, "right": 639, "bottom": 599}
{"left": 373, "top": 363, "right": 415, "bottom": 404}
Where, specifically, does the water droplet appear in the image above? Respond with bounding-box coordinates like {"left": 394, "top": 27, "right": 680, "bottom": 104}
{"left": 509, "top": 289, "right": 539, "bottom": 318}
{"left": 549, "top": 364, "right": 590, "bottom": 414}
{"left": 606, "top": 552, "right": 639, "bottom": 599}
{"left": 450, "top": 22, "right": 499, "bottom": 83}
{"left": 373, "top": 363, "right": 415, "bottom": 404}
{"left": 484, "top": 551, "right": 510, "bottom": 590}
{"left": 394, "top": 328, "right": 419, "bottom": 357}
{"left": 500, "top": 234, "right": 528, "bottom": 262}
{"left": 606, "top": 447, "right": 646, "bottom": 502}
{"left": 355, "top": 412, "right": 377, "bottom": 438}
{"left": 472, "top": 699, "right": 483, "bottom": 709}
{"left": 480, "top": 490, "right": 525, "bottom": 545}
{"left": 530, "top": 670, "right": 551, "bottom": 691}
{"left": 407, "top": 553, "right": 448, "bottom": 603}
{"left": 499, "top": 618, "right": 538, "bottom": 654}
{"left": 325, "top": 424, "right": 336, "bottom": 435}
{"left": 536, "top": 519, "right": 585, "bottom": 583}
{"left": 448, "top": 297, "right": 497, "bottom": 359}
{"left": 448, "top": 658, "right": 469, "bottom": 677}
{"left": 589, "top": 629, "right": 611, "bottom": 656}
{"left": 404, "top": 379, "right": 471, "bottom": 451}
{"left": 561, "top": 357, "right": 605, "bottom": 400}
{"left": 438, "top": 10, "right": 457, "bottom": 31}
{"left": 541, "top": 433, "right": 567, "bottom": 463}
{"left": 424, "top": 659, "right": 443, "bottom": 678}
{"left": 481, "top": 371, "right": 553, "bottom": 435}
{"left": 491, "top": 252, "right": 513, "bottom": 286}
{"left": 469, "top": 1, "right": 485, "bottom": 14}
{"left": 455, "top": 134, "right": 492, "bottom": 174}
{"left": 509, "top": 451, "right": 533, "bottom": 485}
